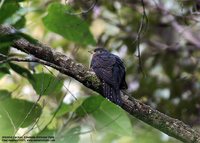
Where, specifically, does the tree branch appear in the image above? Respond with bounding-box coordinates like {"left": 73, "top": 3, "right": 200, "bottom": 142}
{"left": 0, "top": 54, "right": 77, "bottom": 76}
{"left": 0, "top": 25, "right": 200, "bottom": 143}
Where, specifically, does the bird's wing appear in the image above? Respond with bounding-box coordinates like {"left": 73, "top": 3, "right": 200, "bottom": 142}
{"left": 91, "top": 53, "right": 116, "bottom": 68}
{"left": 93, "top": 65, "right": 116, "bottom": 86}
{"left": 96, "top": 54, "right": 116, "bottom": 67}
{"left": 91, "top": 54, "right": 116, "bottom": 86}
{"left": 91, "top": 53, "right": 127, "bottom": 88}
{"left": 113, "top": 55, "right": 127, "bottom": 89}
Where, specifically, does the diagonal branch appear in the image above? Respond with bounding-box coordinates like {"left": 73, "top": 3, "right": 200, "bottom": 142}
{"left": 0, "top": 25, "right": 200, "bottom": 143}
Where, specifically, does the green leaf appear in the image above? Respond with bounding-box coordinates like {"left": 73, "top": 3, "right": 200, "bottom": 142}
{"left": 9, "top": 63, "right": 34, "bottom": 80}
{"left": 37, "top": 128, "right": 56, "bottom": 136}
{"left": 0, "top": 93, "right": 42, "bottom": 136}
{"left": 0, "top": 31, "right": 37, "bottom": 57}
{"left": 0, "top": 33, "right": 20, "bottom": 55}
{"left": 55, "top": 103, "right": 71, "bottom": 117}
{"left": 0, "top": 31, "right": 36, "bottom": 54}
{"left": 55, "top": 127, "right": 80, "bottom": 143}
{"left": 0, "top": 32, "right": 38, "bottom": 49}
{"left": 13, "top": 16, "right": 26, "bottom": 29}
{"left": 93, "top": 101, "right": 133, "bottom": 136}
{"left": 0, "top": 68, "right": 9, "bottom": 74}
{"left": 56, "top": 100, "right": 84, "bottom": 117}
{"left": 0, "top": 33, "right": 20, "bottom": 42}
{"left": 76, "top": 96, "right": 103, "bottom": 116}
{"left": 0, "top": 1, "right": 20, "bottom": 24}
{"left": 4, "top": 0, "right": 26, "bottom": 2}
{"left": 76, "top": 96, "right": 133, "bottom": 136}
{"left": 0, "top": 65, "right": 10, "bottom": 79}
{"left": 43, "top": 3, "right": 96, "bottom": 46}
{"left": 0, "top": 90, "right": 11, "bottom": 100}
{"left": 0, "top": 46, "right": 10, "bottom": 56}
{"left": 36, "top": 127, "right": 80, "bottom": 143}
{"left": 29, "top": 73, "right": 63, "bottom": 96}
{"left": 4, "top": 6, "right": 29, "bottom": 29}
{"left": 18, "top": 32, "right": 38, "bottom": 44}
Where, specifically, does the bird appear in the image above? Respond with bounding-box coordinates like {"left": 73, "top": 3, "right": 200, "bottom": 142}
{"left": 90, "top": 48, "right": 127, "bottom": 106}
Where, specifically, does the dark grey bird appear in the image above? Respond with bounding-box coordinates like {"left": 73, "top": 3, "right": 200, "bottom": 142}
{"left": 90, "top": 48, "right": 127, "bottom": 106}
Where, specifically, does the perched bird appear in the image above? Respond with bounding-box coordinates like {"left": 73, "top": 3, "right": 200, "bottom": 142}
{"left": 90, "top": 48, "right": 127, "bottom": 106}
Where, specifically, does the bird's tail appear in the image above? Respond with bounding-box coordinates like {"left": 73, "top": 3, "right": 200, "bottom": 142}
{"left": 103, "top": 83, "right": 122, "bottom": 106}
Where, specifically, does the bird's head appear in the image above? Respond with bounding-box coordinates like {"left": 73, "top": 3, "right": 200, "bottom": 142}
{"left": 89, "top": 48, "right": 108, "bottom": 55}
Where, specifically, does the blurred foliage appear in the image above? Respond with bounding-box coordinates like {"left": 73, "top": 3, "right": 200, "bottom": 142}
{"left": 28, "top": 73, "right": 63, "bottom": 95}
{"left": 0, "top": 90, "right": 42, "bottom": 136}
{"left": 0, "top": 0, "right": 200, "bottom": 143}
{"left": 43, "top": 2, "right": 96, "bottom": 46}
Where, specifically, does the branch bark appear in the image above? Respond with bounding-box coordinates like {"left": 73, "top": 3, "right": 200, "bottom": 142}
{"left": 0, "top": 25, "right": 200, "bottom": 143}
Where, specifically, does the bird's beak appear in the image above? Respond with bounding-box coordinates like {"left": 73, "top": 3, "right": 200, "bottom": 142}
{"left": 88, "top": 50, "right": 94, "bottom": 54}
